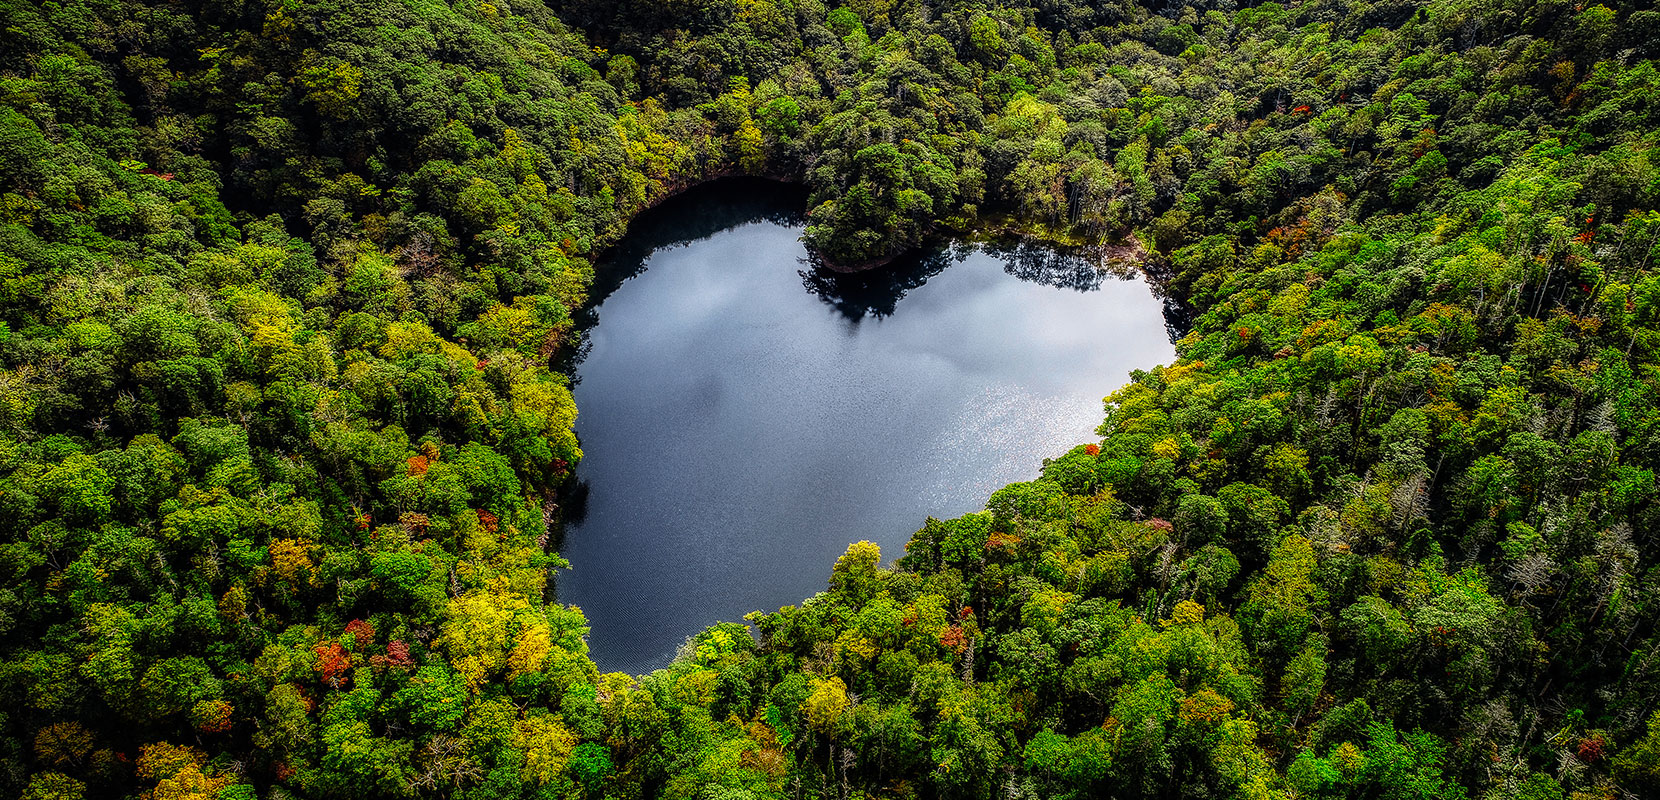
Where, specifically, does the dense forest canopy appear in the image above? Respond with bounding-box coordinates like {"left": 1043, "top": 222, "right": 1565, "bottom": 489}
{"left": 2, "top": 0, "right": 1660, "bottom": 796}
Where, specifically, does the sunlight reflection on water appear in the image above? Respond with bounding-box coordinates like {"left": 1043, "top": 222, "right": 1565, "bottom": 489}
{"left": 557, "top": 181, "right": 1177, "bottom": 675}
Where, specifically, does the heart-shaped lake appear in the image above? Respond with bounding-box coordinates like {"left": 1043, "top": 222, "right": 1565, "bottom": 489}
{"left": 557, "top": 179, "right": 1177, "bottom": 674}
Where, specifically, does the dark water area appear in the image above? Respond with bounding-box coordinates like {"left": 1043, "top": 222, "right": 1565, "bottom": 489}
{"left": 557, "top": 179, "right": 1178, "bottom": 675}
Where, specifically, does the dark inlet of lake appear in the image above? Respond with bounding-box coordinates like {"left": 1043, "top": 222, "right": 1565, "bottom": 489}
{"left": 556, "top": 179, "right": 1178, "bottom": 675}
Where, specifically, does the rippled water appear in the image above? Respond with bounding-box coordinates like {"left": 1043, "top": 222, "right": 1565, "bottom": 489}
{"left": 557, "top": 180, "right": 1177, "bottom": 674}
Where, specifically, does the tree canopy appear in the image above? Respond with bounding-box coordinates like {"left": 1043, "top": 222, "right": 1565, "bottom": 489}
{"left": 3, "top": 0, "right": 1660, "bottom": 796}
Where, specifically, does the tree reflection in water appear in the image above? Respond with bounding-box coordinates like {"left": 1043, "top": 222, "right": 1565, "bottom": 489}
{"left": 800, "top": 237, "right": 1153, "bottom": 321}
{"left": 797, "top": 246, "right": 957, "bottom": 320}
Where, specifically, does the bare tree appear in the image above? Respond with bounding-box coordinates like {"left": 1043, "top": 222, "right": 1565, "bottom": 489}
{"left": 408, "top": 735, "right": 482, "bottom": 794}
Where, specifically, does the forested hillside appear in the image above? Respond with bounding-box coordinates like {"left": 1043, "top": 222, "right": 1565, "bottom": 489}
{"left": 2, "top": 0, "right": 1660, "bottom": 796}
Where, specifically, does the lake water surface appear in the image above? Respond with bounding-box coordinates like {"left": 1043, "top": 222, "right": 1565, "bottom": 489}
{"left": 558, "top": 180, "right": 1177, "bottom": 674}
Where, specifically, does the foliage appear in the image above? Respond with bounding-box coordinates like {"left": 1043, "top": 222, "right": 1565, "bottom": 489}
{"left": 3, "top": 0, "right": 1660, "bottom": 796}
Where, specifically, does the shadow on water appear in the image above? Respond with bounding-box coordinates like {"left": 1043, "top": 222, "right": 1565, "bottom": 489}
{"left": 577, "top": 177, "right": 1191, "bottom": 340}
{"left": 985, "top": 238, "right": 1111, "bottom": 292}
{"left": 797, "top": 238, "right": 1122, "bottom": 322}
{"left": 554, "top": 178, "right": 1189, "bottom": 674}
{"left": 561, "top": 178, "right": 809, "bottom": 377}
{"left": 577, "top": 178, "right": 809, "bottom": 328}
{"left": 798, "top": 246, "right": 958, "bottom": 320}
{"left": 801, "top": 235, "right": 1185, "bottom": 333}
{"left": 982, "top": 237, "right": 1197, "bottom": 343}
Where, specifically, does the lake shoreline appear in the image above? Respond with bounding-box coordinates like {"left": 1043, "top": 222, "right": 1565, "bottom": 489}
{"left": 557, "top": 181, "right": 1177, "bottom": 674}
